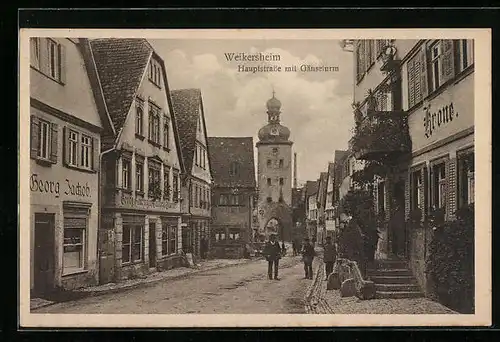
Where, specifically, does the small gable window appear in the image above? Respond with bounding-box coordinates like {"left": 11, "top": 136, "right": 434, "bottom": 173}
{"left": 229, "top": 162, "right": 240, "bottom": 176}
{"left": 149, "top": 58, "right": 162, "bottom": 88}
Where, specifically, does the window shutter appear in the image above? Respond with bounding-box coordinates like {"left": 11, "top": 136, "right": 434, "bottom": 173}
{"left": 58, "top": 43, "right": 66, "bottom": 84}
{"left": 373, "top": 181, "right": 379, "bottom": 213}
{"left": 30, "top": 115, "right": 40, "bottom": 159}
{"left": 420, "top": 43, "right": 429, "bottom": 100}
{"left": 50, "top": 122, "right": 58, "bottom": 163}
{"left": 92, "top": 137, "right": 100, "bottom": 171}
{"left": 413, "top": 54, "right": 422, "bottom": 104}
{"left": 440, "top": 39, "right": 455, "bottom": 84}
{"left": 447, "top": 158, "right": 457, "bottom": 219}
{"left": 404, "top": 172, "right": 411, "bottom": 220}
{"left": 407, "top": 59, "right": 415, "bottom": 108}
{"left": 63, "top": 126, "right": 69, "bottom": 166}
{"left": 421, "top": 167, "right": 428, "bottom": 220}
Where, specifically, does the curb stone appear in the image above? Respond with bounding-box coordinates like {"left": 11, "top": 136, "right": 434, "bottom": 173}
{"left": 31, "top": 257, "right": 262, "bottom": 311}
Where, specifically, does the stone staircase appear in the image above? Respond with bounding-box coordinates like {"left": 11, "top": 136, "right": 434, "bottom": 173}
{"left": 366, "top": 259, "right": 423, "bottom": 299}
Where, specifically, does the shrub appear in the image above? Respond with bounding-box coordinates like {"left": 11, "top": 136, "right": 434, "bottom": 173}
{"left": 426, "top": 204, "right": 474, "bottom": 313}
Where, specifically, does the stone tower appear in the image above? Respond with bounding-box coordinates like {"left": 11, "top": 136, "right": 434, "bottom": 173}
{"left": 256, "top": 91, "right": 293, "bottom": 241}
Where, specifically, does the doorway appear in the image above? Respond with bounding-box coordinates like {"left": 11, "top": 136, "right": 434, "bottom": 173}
{"left": 149, "top": 221, "right": 156, "bottom": 268}
{"left": 390, "top": 180, "right": 406, "bottom": 258}
{"left": 33, "top": 213, "right": 55, "bottom": 297}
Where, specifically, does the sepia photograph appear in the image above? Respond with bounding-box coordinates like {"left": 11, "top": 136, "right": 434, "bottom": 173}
{"left": 19, "top": 28, "right": 491, "bottom": 327}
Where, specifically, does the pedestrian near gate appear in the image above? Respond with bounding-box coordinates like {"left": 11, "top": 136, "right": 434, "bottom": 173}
{"left": 323, "top": 236, "right": 336, "bottom": 280}
{"left": 263, "top": 234, "right": 282, "bottom": 280}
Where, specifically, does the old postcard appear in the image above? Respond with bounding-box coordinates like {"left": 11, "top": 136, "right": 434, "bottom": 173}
{"left": 19, "top": 28, "right": 491, "bottom": 327}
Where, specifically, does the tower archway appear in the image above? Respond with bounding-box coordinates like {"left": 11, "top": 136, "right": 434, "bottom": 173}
{"left": 259, "top": 202, "right": 293, "bottom": 241}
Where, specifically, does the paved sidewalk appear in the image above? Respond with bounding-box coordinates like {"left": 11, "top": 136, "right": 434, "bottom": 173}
{"left": 307, "top": 257, "right": 458, "bottom": 314}
{"left": 30, "top": 257, "right": 258, "bottom": 311}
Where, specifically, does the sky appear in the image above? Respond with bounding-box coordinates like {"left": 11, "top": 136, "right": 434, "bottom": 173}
{"left": 150, "top": 39, "right": 354, "bottom": 185}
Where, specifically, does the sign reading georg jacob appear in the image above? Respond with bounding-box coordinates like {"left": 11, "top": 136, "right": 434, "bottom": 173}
{"left": 423, "top": 101, "right": 459, "bottom": 138}
{"left": 30, "top": 173, "right": 92, "bottom": 198}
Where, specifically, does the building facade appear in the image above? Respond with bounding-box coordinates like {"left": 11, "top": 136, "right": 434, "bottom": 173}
{"left": 30, "top": 37, "right": 114, "bottom": 295}
{"left": 305, "top": 180, "right": 319, "bottom": 241}
{"left": 207, "top": 137, "right": 257, "bottom": 258}
{"left": 324, "top": 163, "right": 336, "bottom": 241}
{"left": 291, "top": 187, "right": 307, "bottom": 242}
{"left": 256, "top": 93, "right": 293, "bottom": 241}
{"left": 316, "top": 172, "right": 328, "bottom": 246}
{"left": 91, "top": 38, "right": 186, "bottom": 283}
{"left": 170, "top": 89, "right": 213, "bottom": 259}
{"left": 351, "top": 39, "right": 475, "bottom": 293}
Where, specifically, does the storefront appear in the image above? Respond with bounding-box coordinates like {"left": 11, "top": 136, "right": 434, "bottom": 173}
{"left": 101, "top": 189, "right": 184, "bottom": 282}
{"left": 30, "top": 109, "right": 101, "bottom": 295}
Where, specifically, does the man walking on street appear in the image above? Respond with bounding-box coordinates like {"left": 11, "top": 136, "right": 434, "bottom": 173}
{"left": 301, "top": 237, "right": 316, "bottom": 279}
{"left": 323, "top": 236, "right": 336, "bottom": 280}
{"left": 263, "top": 234, "right": 282, "bottom": 280}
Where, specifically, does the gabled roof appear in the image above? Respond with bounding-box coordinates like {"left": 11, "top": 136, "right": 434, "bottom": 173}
{"left": 170, "top": 88, "right": 212, "bottom": 175}
{"left": 317, "top": 172, "right": 328, "bottom": 206}
{"left": 327, "top": 162, "right": 335, "bottom": 180}
{"left": 90, "top": 38, "right": 186, "bottom": 173}
{"left": 207, "top": 137, "right": 256, "bottom": 188}
{"left": 90, "top": 38, "right": 152, "bottom": 132}
{"left": 305, "top": 180, "right": 319, "bottom": 198}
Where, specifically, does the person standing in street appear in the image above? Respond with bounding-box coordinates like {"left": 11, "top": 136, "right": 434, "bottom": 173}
{"left": 301, "top": 237, "right": 316, "bottom": 279}
{"left": 263, "top": 234, "right": 282, "bottom": 280}
{"left": 281, "top": 240, "right": 286, "bottom": 256}
{"left": 323, "top": 236, "right": 336, "bottom": 280}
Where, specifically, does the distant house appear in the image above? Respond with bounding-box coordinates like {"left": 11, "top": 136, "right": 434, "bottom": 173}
{"left": 325, "top": 162, "right": 336, "bottom": 241}
{"left": 91, "top": 38, "right": 186, "bottom": 283}
{"left": 170, "top": 88, "right": 213, "bottom": 259}
{"left": 316, "top": 172, "right": 329, "bottom": 245}
{"left": 304, "top": 180, "right": 319, "bottom": 240}
{"left": 291, "top": 187, "right": 306, "bottom": 241}
{"left": 207, "top": 137, "right": 257, "bottom": 258}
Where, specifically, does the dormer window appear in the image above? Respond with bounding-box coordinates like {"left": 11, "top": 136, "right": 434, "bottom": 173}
{"left": 149, "top": 58, "right": 162, "bottom": 88}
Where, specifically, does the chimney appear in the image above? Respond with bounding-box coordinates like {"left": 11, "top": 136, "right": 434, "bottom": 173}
{"left": 293, "top": 152, "right": 298, "bottom": 188}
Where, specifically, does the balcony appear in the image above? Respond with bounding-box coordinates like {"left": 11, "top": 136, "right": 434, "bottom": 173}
{"left": 350, "top": 110, "right": 410, "bottom": 161}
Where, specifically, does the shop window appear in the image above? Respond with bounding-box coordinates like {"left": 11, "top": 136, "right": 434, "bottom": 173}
{"left": 63, "top": 209, "right": 88, "bottom": 275}
{"left": 122, "top": 219, "right": 143, "bottom": 264}
{"left": 432, "top": 162, "right": 447, "bottom": 211}
{"left": 122, "top": 158, "right": 131, "bottom": 190}
{"left": 458, "top": 151, "right": 475, "bottom": 208}
{"left": 162, "top": 221, "right": 177, "bottom": 255}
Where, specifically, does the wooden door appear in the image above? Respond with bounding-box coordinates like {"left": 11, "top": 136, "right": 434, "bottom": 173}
{"left": 33, "top": 213, "right": 55, "bottom": 296}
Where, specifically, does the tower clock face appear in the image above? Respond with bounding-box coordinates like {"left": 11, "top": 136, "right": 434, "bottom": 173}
{"left": 270, "top": 128, "right": 279, "bottom": 136}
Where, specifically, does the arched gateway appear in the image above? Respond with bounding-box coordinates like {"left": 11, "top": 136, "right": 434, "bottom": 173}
{"left": 256, "top": 91, "right": 294, "bottom": 242}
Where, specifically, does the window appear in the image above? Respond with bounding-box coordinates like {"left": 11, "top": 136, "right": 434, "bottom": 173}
{"left": 229, "top": 229, "right": 240, "bottom": 240}
{"left": 80, "top": 134, "right": 92, "bottom": 169}
{"left": 163, "top": 116, "right": 170, "bottom": 149}
{"left": 430, "top": 41, "right": 442, "bottom": 92}
{"left": 47, "top": 39, "right": 65, "bottom": 83}
{"left": 267, "top": 178, "right": 272, "bottom": 186}
{"left": 39, "top": 119, "right": 52, "bottom": 160}
{"left": 229, "top": 162, "right": 239, "bottom": 176}
{"left": 148, "top": 103, "right": 161, "bottom": 145}
{"left": 432, "top": 163, "right": 446, "bottom": 211}
{"left": 63, "top": 211, "right": 88, "bottom": 275}
{"left": 267, "top": 159, "right": 272, "bottom": 168}
{"left": 411, "top": 170, "right": 423, "bottom": 210}
{"left": 230, "top": 194, "right": 239, "bottom": 206}
{"left": 215, "top": 230, "right": 225, "bottom": 242}
{"left": 136, "top": 160, "right": 144, "bottom": 194}
{"left": 122, "top": 159, "right": 131, "bottom": 190}
{"left": 194, "top": 184, "right": 199, "bottom": 208}
{"left": 279, "top": 177, "right": 284, "bottom": 186}
{"left": 458, "top": 151, "right": 475, "bottom": 208}
{"left": 279, "top": 159, "right": 284, "bottom": 168}
{"left": 163, "top": 167, "right": 170, "bottom": 200}
{"left": 149, "top": 58, "right": 162, "bottom": 87}
{"left": 30, "top": 37, "right": 40, "bottom": 69}
{"left": 122, "top": 223, "right": 143, "bottom": 264}
{"left": 219, "top": 194, "right": 228, "bottom": 205}
{"left": 135, "top": 101, "right": 144, "bottom": 137}
{"left": 267, "top": 196, "right": 272, "bottom": 203}
{"left": 366, "top": 40, "right": 375, "bottom": 69}
{"left": 162, "top": 221, "right": 177, "bottom": 255}
{"left": 458, "top": 39, "right": 474, "bottom": 72}
{"left": 378, "top": 181, "right": 386, "bottom": 213}
{"left": 148, "top": 162, "right": 161, "bottom": 198}
{"left": 172, "top": 170, "right": 179, "bottom": 202}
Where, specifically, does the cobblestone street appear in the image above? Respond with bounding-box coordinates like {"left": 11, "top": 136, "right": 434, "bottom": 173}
{"left": 34, "top": 255, "right": 313, "bottom": 314}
